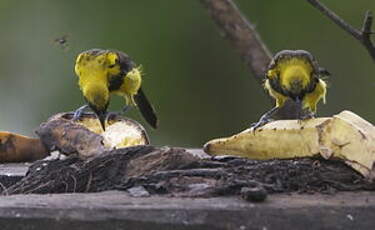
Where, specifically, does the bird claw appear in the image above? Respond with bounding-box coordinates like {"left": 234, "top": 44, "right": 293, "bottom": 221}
{"left": 105, "top": 111, "right": 121, "bottom": 121}
{"left": 251, "top": 107, "right": 279, "bottom": 132}
{"left": 121, "top": 105, "right": 132, "bottom": 115}
{"left": 72, "top": 104, "right": 89, "bottom": 121}
{"left": 104, "top": 106, "right": 131, "bottom": 122}
{"left": 250, "top": 118, "right": 274, "bottom": 132}
{"left": 297, "top": 111, "right": 315, "bottom": 124}
{"left": 105, "top": 107, "right": 132, "bottom": 124}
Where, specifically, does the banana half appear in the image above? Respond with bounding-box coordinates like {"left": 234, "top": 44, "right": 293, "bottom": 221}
{"left": 204, "top": 111, "right": 375, "bottom": 180}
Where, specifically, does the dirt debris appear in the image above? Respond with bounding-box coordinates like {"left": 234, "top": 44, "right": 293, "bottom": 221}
{"left": 2, "top": 146, "right": 374, "bottom": 202}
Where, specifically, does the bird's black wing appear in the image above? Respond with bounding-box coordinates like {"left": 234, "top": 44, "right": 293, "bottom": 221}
{"left": 108, "top": 74, "right": 124, "bottom": 91}
{"left": 109, "top": 51, "right": 135, "bottom": 91}
{"left": 135, "top": 88, "right": 158, "bottom": 129}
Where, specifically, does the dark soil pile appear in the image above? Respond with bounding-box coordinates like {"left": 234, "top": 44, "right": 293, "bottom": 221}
{"left": 2, "top": 146, "right": 374, "bottom": 201}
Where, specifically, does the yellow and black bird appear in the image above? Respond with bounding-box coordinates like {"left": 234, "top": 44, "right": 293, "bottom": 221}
{"left": 73, "top": 49, "right": 158, "bottom": 130}
{"left": 253, "top": 50, "right": 329, "bottom": 128}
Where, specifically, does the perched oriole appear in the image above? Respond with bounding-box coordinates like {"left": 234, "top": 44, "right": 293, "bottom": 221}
{"left": 254, "top": 50, "right": 329, "bottom": 128}
{"left": 73, "top": 49, "right": 158, "bottom": 130}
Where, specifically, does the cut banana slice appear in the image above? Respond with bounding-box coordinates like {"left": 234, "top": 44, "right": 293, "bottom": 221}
{"left": 73, "top": 114, "right": 150, "bottom": 148}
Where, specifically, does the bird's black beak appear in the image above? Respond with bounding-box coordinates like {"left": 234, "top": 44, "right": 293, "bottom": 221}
{"left": 88, "top": 103, "right": 108, "bottom": 131}
{"left": 96, "top": 111, "right": 107, "bottom": 131}
{"left": 295, "top": 97, "right": 301, "bottom": 105}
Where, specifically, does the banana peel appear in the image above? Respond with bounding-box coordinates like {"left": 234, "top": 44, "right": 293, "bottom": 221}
{"left": 204, "top": 111, "right": 375, "bottom": 180}
{"left": 36, "top": 112, "right": 150, "bottom": 158}
{"left": 0, "top": 112, "right": 150, "bottom": 162}
{"left": 0, "top": 132, "right": 48, "bottom": 162}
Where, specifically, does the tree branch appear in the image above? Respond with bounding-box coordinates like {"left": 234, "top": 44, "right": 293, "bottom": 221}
{"left": 306, "top": 0, "right": 375, "bottom": 62}
{"left": 199, "top": 0, "right": 272, "bottom": 84}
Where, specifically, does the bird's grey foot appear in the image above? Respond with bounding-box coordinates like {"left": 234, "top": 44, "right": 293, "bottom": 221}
{"left": 250, "top": 107, "right": 279, "bottom": 131}
{"left": 250, "top": 117, "right": 274, "bottom": 130}
{"left": 122, "top": 105, "right": 132, "bottom": 114}
{"left": 301, "top": 111, "right": 315, "bottom": 120}
{"left": 119, "top": 105, "right": 132, "bottom": 116}
{"left": 72, "top": 104, "right": 89, "bottom": 121}
{"left": 297, "top": 111, "right": 315, "bottom": 124}
{"left": 105, "top": 111, "right": 121, "bottom": 121}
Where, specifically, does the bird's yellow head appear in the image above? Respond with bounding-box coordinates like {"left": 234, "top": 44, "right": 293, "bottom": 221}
{"left": 75, "top": 49, "right": 125, "bottom": 82}
{"left": 266, "top": 50, "right": 320, "bottom": 99}
{"left": 75, "top": 50, "right": 112, "bottom": 111}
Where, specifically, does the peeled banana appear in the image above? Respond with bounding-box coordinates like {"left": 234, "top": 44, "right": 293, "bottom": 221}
{"left": 0, "top": 132, "right": 48, "bottom": 162}
{"left": 204, "top": 111, "right": 375, "bottom": 180}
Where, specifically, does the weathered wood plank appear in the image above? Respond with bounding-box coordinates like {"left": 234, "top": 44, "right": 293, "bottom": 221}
{"left": 0, "top": 163, "right": 29, "bottom": 188}
{"left": 0, "top": 191, "right": 374, "bottom": 230}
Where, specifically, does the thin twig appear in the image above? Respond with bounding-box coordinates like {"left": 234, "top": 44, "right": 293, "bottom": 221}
{"left": 85, "top": 173, "right": 93, "bottom": 192}
{"left": 199, "top": 0, "right": 272, "bottom": 84}
{"left": 0, "top": 182, "right": 8, "bottom": 196}
{"left": 70, "top": 175, "right": 77, "bottom": 193}
{"left": 306, "top": 0, "right": 375, "bottom": 62}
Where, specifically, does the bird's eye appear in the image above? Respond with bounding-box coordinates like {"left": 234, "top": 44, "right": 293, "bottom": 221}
{"left": 108, "top": 64, "right": 116, "bottom": 68}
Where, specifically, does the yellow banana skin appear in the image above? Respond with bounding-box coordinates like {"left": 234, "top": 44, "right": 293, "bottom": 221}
{"left": 204, "top": 111, "right": 375, "bottom": 180}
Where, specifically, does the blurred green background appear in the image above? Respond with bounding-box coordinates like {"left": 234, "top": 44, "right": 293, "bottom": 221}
{"left": 0, "top": 0, "right": 373, "bottom": 147}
